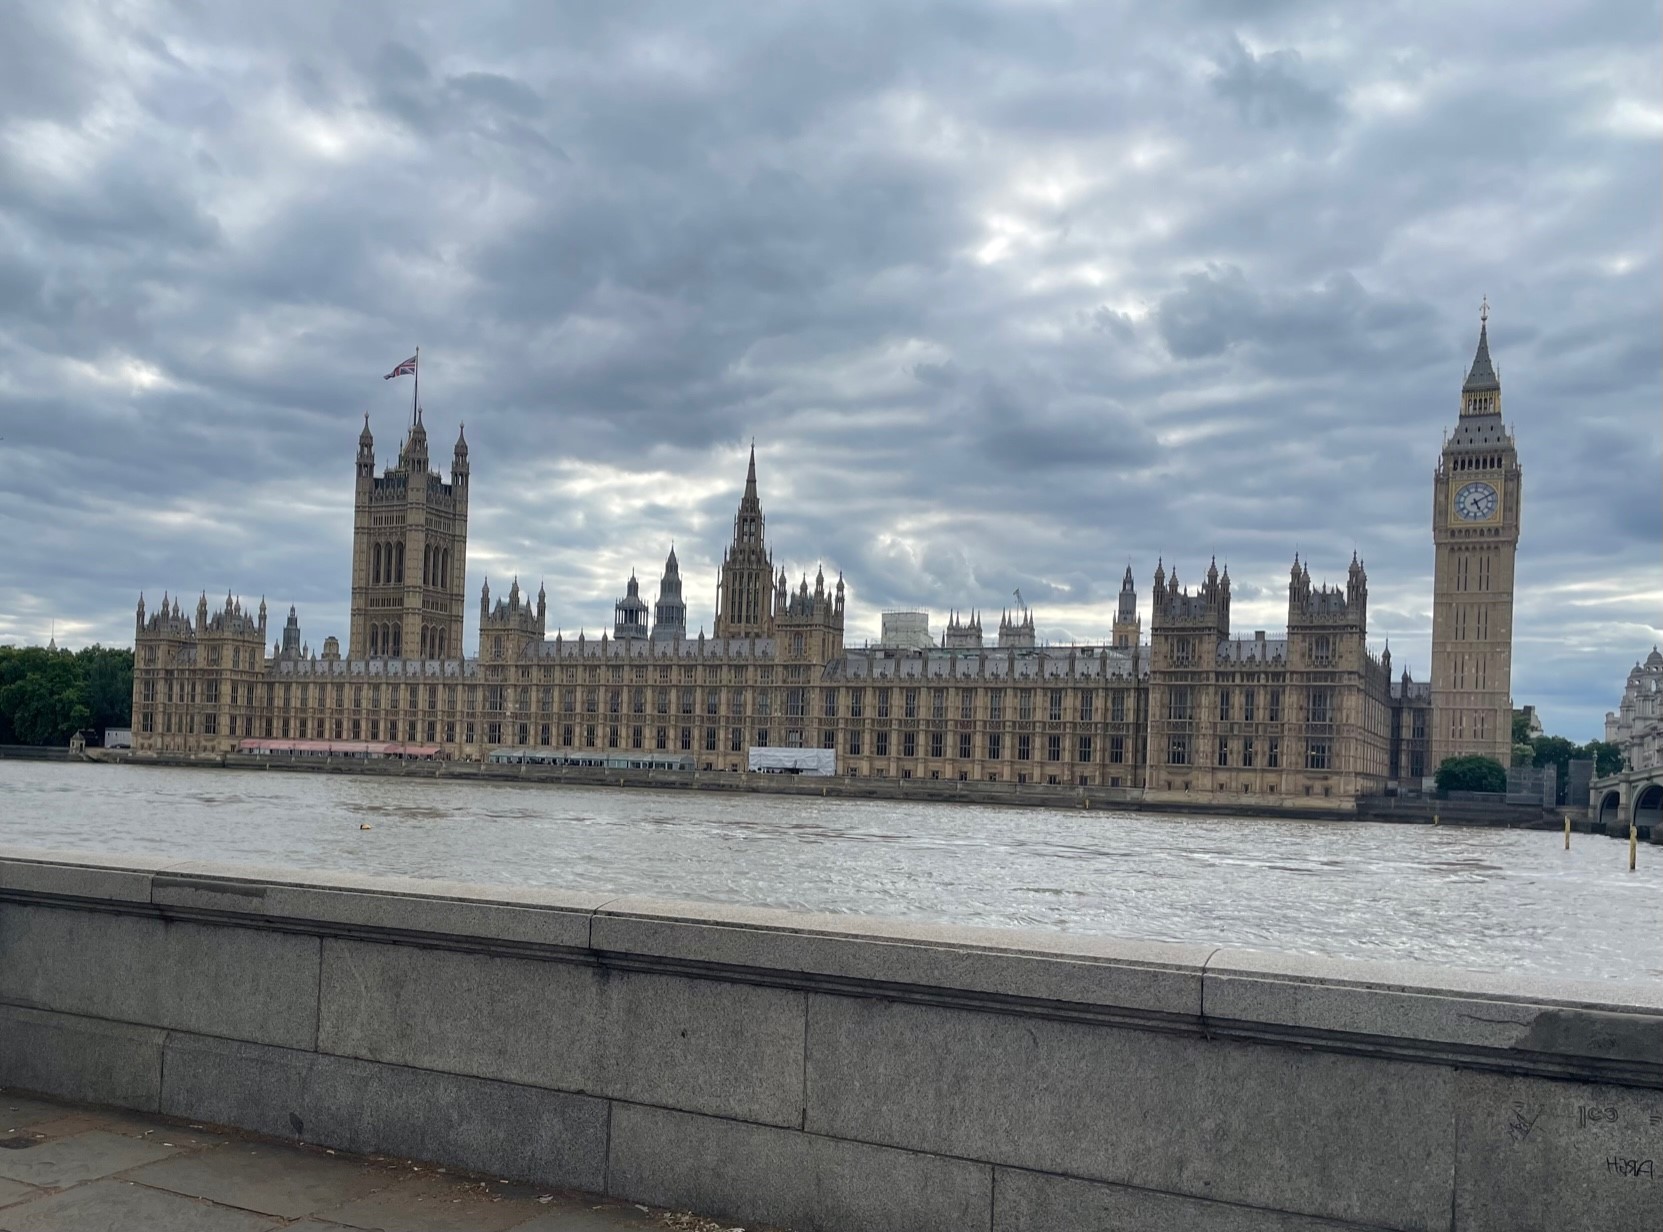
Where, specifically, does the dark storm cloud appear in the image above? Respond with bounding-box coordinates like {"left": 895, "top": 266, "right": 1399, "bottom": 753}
{"left": 0, "top": 0, "right": 1657, "bottom": 741}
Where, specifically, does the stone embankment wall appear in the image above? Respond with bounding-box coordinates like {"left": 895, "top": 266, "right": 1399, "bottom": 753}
{"left": 95, "top": 749, "right": 1567, "bottom": 826}
{"left": 1, "top": 847, "right": 1657, "bottom": 1231}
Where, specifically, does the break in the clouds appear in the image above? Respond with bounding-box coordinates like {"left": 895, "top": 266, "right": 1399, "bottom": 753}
{"left": 0, "top": 0, "right": 1658, "bottom": 742}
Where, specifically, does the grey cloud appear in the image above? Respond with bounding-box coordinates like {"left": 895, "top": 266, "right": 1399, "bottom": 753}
{"left": 1210, "top": 35, "right": 1343, "bottom": 129}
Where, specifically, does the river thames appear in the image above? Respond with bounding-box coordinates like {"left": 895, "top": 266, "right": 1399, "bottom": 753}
{"left": 2, "top": 760, "right": 1657, "bottom": 983}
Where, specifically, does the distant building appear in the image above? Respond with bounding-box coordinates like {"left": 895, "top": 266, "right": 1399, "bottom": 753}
{"left": 1606, "top": 648, "right": 1663, "bottom": 772}
{"left": 878, "top": 611, "right": 933, "bottom": 650}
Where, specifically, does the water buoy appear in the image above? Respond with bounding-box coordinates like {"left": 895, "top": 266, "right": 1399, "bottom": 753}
{"left": 359, "top": 823, "right": 372, "bottom": 831}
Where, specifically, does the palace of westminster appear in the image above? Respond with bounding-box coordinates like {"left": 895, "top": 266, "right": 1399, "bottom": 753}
{"left": 132, "top": 312, "right": 1523, "bottom": 809}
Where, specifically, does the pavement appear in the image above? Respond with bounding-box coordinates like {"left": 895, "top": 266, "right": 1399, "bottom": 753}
{"left": 0, "top": 1090, "right": 760, "bottom": 1232}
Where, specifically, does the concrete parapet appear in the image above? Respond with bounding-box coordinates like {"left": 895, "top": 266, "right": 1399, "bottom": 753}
{"left": 0, "top": 844, "right": 1659, "bottom": 1232}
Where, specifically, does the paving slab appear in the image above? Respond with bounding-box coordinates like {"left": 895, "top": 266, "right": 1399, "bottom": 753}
{"left": 0, "top": 1179, "right": 41, "bottom": 1211}
{"left": 0, "top": 1130, "right": 179, "bottom": 1188}
{"left": 9, "top": 1114, "right": 108, "bottom": 1141}
{"left": 0, "top": 1178, "right": 282, "bottom": 1232}
{"left": 0, "top": 1092, "right": 781, "bottom": 1232}
{"left": 507, "top": 1203, "right": 662, "bottom": 1230}
{"left": 122, "top": 1142, "right": 397, "bottom": 1219}
{"left": 0, "top": 1099, "right": 64, "bottom": 1134}
{"left": 82, "top": 1110, "right": 228, "bottom": 1149}
{"left": 315, "top": 1172, "right": 546, "bottom": 1232}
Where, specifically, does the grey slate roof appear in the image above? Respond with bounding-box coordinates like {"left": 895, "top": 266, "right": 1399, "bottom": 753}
{"left": 1462, "top": 321, "right": 1500, "bottom": 393}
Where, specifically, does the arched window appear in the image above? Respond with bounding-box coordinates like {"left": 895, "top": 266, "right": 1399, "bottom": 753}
{"left": 392, "top": 626, "right": 402, "bottom": 657}
{"left": 440, "top": 548, "right": 449, "bottom": 589}
{"left": 396, "top": 543, "right": 405, "bottom": 584}
{"left": 372, "top": 543, "right": 382, "bottom": 585}
{"left": 370, "top": 625, "right": 379, "bottom": 655}
{"left": 438, "top": 628, "right": 447, "bottom": 658}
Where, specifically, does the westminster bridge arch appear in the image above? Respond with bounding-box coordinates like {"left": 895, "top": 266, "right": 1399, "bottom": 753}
{"left": 1591, "top": 766, "right": 1663, "bottom": 834}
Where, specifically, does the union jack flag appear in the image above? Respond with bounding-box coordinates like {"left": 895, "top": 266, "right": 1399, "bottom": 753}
{"left": 383, "top": 355, "right": 417, "bottom": 380}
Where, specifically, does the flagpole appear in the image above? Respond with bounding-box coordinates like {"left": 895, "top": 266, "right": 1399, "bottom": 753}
{"left": 412, "top": 347, "right": 420, "bottom": 427}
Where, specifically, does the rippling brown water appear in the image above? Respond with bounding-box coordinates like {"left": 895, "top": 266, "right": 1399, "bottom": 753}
{"left": 2, "top": 761, "right": 1657, "bottom": 983}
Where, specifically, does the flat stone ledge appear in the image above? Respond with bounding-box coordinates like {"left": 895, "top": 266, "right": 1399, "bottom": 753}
{"left": 0, "top": 847, "right": 184, "bottom": 903}
{"left": 153, "top": 860, "right": 609, "bottom": 950}
{"left": 1204, "top": 947, "right": 1663, "bottom": 1072}
{"left": 593, "top": 895, "right": 1211, "bottom": 1018}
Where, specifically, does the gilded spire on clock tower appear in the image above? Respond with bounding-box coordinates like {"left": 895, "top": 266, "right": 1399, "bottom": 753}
{"left": 1429, "top": 299, "right": 1522, "bottom": 772}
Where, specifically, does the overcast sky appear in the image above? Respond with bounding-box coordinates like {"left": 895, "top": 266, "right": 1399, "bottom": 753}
{"left": 1, "top": 1, "right": 1657, "bottom": 741}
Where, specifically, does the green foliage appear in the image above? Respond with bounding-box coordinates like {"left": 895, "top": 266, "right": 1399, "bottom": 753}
{"left": 1436, "top": 754, "right": 1508, "bottom": 794}
{"left": 1529, "top": 734, "right": 1580, "bottom": 780}
{"left": 1508, "top": 704, "right": 1627, "bottom": 792}
{"left": 0, "top": 645, "right": 132, "bottom": 747}
{"left": 1581, "top": 740, "right": 1625, "bottom": 778}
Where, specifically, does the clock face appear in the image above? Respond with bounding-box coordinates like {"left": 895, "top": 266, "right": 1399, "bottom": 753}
{"left": 1454, "top": 481, "right": 1498, "bottom": 522}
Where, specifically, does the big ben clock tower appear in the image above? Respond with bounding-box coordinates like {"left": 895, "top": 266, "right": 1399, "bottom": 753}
{"left": 1430, "top": 300, "right": 1522, "bottom": 772}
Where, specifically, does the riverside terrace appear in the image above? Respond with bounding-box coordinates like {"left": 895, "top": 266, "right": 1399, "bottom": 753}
{"left": 0, "top": 848, "right": 1659, "bottom": 1231}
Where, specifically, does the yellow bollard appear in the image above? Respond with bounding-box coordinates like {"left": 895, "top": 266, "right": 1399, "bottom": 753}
{"left": 1565, "top": 815, "right": 1571, "bottom": 850}
{"left": 1630, "top": 824, "right": 1638, "bottom": 871}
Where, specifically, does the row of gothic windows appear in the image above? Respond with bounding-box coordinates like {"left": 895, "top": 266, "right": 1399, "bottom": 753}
{"left": 368, "top": 623, "right": 452, "bottom": 658}
{"left": 371, "top": 542, "right": 453, "bottom": 589}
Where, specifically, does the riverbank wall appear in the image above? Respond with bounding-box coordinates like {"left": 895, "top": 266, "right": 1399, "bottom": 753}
{"left": 66, "top": 747, "right": 1566, "bottom": 828}
{"left": 1, "top": 846, "right": 1657, "bottom": 1231}
{"left": 0, "top": 743, "right": 71, "bottom": 761}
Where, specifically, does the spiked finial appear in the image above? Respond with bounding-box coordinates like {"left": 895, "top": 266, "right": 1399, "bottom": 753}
{"left": 1463, "top": 299, "right": 1500, "bottom": 394}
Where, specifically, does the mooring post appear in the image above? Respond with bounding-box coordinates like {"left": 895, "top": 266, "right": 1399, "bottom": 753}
{"left": 1630, "top": 823, "right": 1638, "bottom": 872}
{"left": 1565, "top": 814, "right": 1571, "bottom": 850}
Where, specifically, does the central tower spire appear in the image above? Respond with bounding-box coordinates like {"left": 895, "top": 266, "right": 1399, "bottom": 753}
{"left": 714, "top": 443, "right": 774, "bottom": 639}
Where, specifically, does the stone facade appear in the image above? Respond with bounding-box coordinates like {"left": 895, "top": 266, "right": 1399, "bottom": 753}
{"left": 1606, "top": 647, "right": 1663, "bottom": 772}
{"left": 132, "top": 317, "right": 1519, "bottom": 808}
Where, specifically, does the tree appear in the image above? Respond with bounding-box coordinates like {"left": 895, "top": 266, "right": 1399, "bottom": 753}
{"left": 1436, "top": 755, "right": 1507, "bottom": 794}
{"left": 1581, "top": 740, "right": 1625, "bottom": 778}
{"left": 0, "top": 644, "right": 132, "bottom": 747}
{"left": 78, "top": 646, "right": 134, "bottom": 735}
{"left": 1512, "top": 710, "right": 1533, "bottom": 747}
{"left": 1530, "top": 735, "right": 1580, "bottom": 784}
